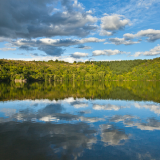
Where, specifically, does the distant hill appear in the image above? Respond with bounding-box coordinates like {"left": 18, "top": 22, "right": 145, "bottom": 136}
{"left": 0, "top": 58, "right": 160, "bottom": 81}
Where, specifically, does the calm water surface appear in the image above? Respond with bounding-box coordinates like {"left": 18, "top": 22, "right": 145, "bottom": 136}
{"left": 0, "top": 81, "right": 160, "bottom": 160}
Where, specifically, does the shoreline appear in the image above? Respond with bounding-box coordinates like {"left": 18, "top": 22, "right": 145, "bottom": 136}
{"left": 0, "top": 79, "right": 160, "bottom": 83}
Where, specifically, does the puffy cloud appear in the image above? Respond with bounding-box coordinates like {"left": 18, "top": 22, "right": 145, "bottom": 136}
{"left": 134, "top": 103, "right": 160, "bottom": 115}
{"left": 108, "top": 38, "right": 140, "bottom": 45}
{"left": 72, "top": 0, "right": 84, "bottom": 10}
{"left": 71, "top": 101, "right": 89, "bottom": 108}
{"left": 86, "top": 10, "right": 93, "bottom": 14}
{"left": 60, "top": 97, "right": 89, "bottom": 105}
{"left": 75, "top": 45, "right": 92, "bottom": 49}
{"left": 131, "top": 118, "right": 160, "bottom": 131}
{"left": 124, "top": 118, "right": 160, "bottom": 131}
{"left": 38, "top": 46, "right": 65, "bottom": 56}
{"left": 71, "top": 52, "right": 89, "bottom": 58}
{"left": 101, "top": 14, "right": 130, "bottom": 31}
{"left": 19, "top": 46, "right": 35, "bottom": 51}
{"left": 106, "top": 29, "right": 160, "bottom": 46}
{"left": 109, "top": 115, "right": 135, "bottom": 123}
{"left": 79, "top": 37, "right": 105, "bottom": 43}
{"left": 109, "top": 115, "right": 139, "bottom": 128}
{"left": 11, "top": 37, "right": 105, "bottom": 56}
{"left": 109, "top": 115, "right": 160, "bottom": 131}
{"left": 61, "top": 97, "right": 78, "bottom": 103}
{"left": 134, "top": 45, "right": 160, "bottom": 57}
{"left": 37, "top": 37, "right": 105, "bottom": 47}
{"left": 100, "top": 124, "right": 129, "bottom": 146}
{"left": 92, "top": 49, "right": 128, "bottom": 56}
{"left": 9, "top": 55, "right": 87, "bottom": 63}
{"left": 0, "top": 121, "right": 97, "bottom": 160}
{"left": 124, "top": 29, "right": 160, "bottom": 42}
{"left": 0, "top": 47, "right": 16, "bottom": 51}
{"left": 0, "top": 103, "right": 104, "bottom": 124}
{"left": 0, "top": 108, "right": 16, "bottom": 117}
{"left": 39, "top": 116, "right": 59, "bottom": 122}
{"left": 0, "top": 0, "right": 98, "bottom": 39}
{"left": 80, "top": 116, "right": 105, "bottom": 123}
{"left": 100, "top": 30, "right": 113, "bottom": 36}
{"left": 93, "top": 104, "right": 126, "bottom": 111}
{"left": 0, "top": 37, "right": 11, "bottom": 42}
{"left": 100, "top": 14, "right": 130, "bottom": 36}
{"left": 123, "top": 33, "right": 136, "bottom": 39}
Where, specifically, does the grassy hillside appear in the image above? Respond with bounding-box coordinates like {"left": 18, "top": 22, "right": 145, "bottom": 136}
{"left": 0, "top": 57, "right": 160, "bottom": 81}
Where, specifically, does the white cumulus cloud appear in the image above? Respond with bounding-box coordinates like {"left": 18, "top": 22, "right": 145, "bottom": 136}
{"left": 0, "top": 47, "right": 16, "bottom": 51}
{"left": 108, "top": 38, "right": 140, "bottom": 45}
{"left": 93, "top": 104, "right": 126, "bottom": 111}
{"left": 134, "top": 103, "right": 160, "bottom": 115}
{"left": 134, "top": 45, "right": 160, "bottom": 57}
{"left": 92, "top": 49, "right": 128, "bottom": 56}
{"left": 100, "top": 14, "right": 130, "bottom": 36}
{"left": 71, "top": 52, "right": 89, "bottom": 58}
{"left": 100, "top": 124, "right": 130, "bottom": 146}
{"left": 124, "top": 29, "right": 160, "bottom": 42}
{"left": 11, "top": 37, "right": 105, "bottom": 57}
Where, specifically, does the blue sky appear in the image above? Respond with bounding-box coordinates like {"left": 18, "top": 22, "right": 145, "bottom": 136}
{"left": 0, "top": 0, "right": 160, "bottom": 62}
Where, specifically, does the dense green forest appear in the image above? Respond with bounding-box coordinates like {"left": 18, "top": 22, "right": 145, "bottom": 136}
{"left": 0, "top": 81, "right": 160, "bottom": 103}
{"left": 0, "top": 58, "right": 160, "bottom": 81}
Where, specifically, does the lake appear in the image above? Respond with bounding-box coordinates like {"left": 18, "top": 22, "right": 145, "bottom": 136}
{"left": 0, "top": 81, "right": 160, "bottom": 160}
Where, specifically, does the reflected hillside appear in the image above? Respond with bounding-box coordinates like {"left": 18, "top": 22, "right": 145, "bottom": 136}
{"left": 0, "top": 81, "right": 160, "bottom": 103}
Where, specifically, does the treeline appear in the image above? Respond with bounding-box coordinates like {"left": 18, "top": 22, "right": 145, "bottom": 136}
{"left": 0, "top": 81, "right": 160, "bottom": 103}
{"left": 0, "top": 58, "right": 160, "bottom": 81}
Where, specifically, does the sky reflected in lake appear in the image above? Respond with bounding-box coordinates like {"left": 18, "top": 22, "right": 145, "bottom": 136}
{"left": 0, "top": 82, "right": 160, "bottom": 160}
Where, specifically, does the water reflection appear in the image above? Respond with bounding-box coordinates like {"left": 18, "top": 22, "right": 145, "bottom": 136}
{"left": 110, "top": 115, "right": 160, "bottom": 131}
{"left": 134, "top": 103, "right": 160, "bottom": 115}
{"left": 0, "top": 81, "right": 160, "bottom": 102}
{"left": 93, "top": 104, "right": 127, "bottom": 111}
{"left": 100, "top": 124, "right": 130, "bottom": 146}
{"left": 0, "top": 82, "right": 160, "bottom": 159}
{"left": 0, "top": 122, "right": 97, "bottom": 160}
{"left": 0, "top": 103, "right": 105, "bottom": 123}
